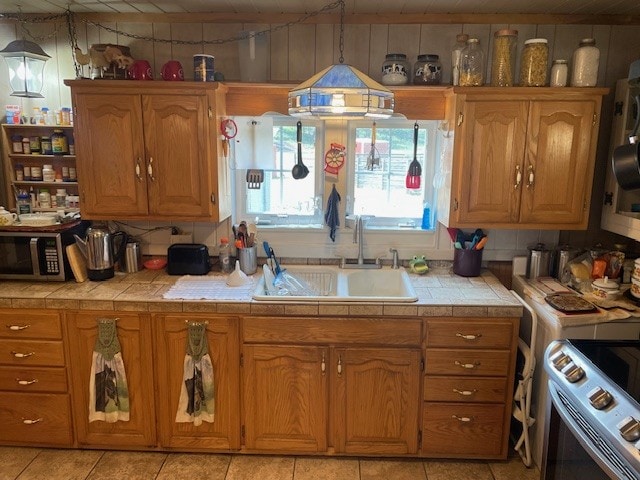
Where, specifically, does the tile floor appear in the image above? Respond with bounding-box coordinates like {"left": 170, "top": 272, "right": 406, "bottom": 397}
{"left": 0, "top": 446, "right": 541, "bottom": 480}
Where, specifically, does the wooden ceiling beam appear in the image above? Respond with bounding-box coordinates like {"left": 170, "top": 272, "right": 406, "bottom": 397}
{"left": 2, "top": 12, "right": 640, "bottom": 26}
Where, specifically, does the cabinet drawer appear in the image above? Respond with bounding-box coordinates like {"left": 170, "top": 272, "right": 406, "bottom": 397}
{"left": 423, "top": 376, "right": 507, "bottom": 403}
{"left": 0, "top": 392, "right": 73, "bottom": 446}
{"left": 243, "top": 317, "right": 421, "bottom": 346}
{"left": 0, "top": 366, "right": 67, "bottom": 393}
{"left": 0, "top": 310, "right": 62, "bottom": 339}
{"left": 425, "top": 318, "right": 514, "bottom": 349}
{"left": 422, "top": 403, "right": 505, "bottom": 456}
{"left": 0, "top": 339, "right": 65, "bottom": 367}
{"left": 424, "top": 349, "right": 510, "bottom": 376}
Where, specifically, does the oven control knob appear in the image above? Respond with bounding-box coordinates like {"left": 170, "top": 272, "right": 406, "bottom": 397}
{"left": 551, "top": 351, "right": 572, "bottom": 371}
{"left": 588, "top": 386, "right": 613, "bottom": 410}
{"left": 618, "top": 416, "right": 640, "bottom": 442}
{"left": 562, "top": 364, "right": 585, "bottom": 383}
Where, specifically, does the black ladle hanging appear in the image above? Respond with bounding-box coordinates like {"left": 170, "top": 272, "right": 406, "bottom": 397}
{"left": 612, "top": 94, "right": 640, "bottom": 190}
{"left": 291, "top": 120, "right": 309, "bottom": 179}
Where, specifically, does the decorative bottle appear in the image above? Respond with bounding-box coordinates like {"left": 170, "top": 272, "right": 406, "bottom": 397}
{"left": 571, "top": 38, "right": 599, "bottom": 87}
{"left": 451, "top": 33, "right": 469, "bottom": 86}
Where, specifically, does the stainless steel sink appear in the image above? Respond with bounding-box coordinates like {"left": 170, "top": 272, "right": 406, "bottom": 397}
{"left": 252, "top": 265, "right": 418, "bottom": 302}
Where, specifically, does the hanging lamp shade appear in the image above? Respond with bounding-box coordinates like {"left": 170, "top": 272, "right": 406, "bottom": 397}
{"left": 0, "top": 39, "right": 50, "bottom": 98}
{"left": 288, "top": 63, "right": 394, "bottom": 118}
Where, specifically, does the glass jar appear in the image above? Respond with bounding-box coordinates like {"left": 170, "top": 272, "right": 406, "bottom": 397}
{"left": 42, "top": 164, "right": 55, "bottom": 182}
{"left": 51, "top": 129, "right": 68, "bottom": 154}
{"left": 29, "top": 136, "right": 41, "bottom": 154}
{"left": 571, "top": 38, "right": 599, "bottom": 87}
{"left": 41, "top": 136, "right": 53, "bottom": 155}
{"left": 491, "top": 29, "right": 518, "bottom": 86}
{"left": 520, "top": 38, "right": 548, "bottom": 86}
{"left": 414, "top": 54, "right": 442, "bottom": 85}
{"left": 381, "top": 53, "right": 410, "bottom": 86}
{"left": 459, "top": 38, "right": 485, "bottom": 86}
{"left": 31, "top": 165, "right": 42, "bottom": 181}
{"left": 15, "top": 164, "right": 24, "bottom": 181}
{"left": 550, "top": 59, "right": 568, "bottom": 87}
{"left": 11, "top": 135, "right": 23, "bottom": 153}
{"left": 55, "top": 189, "right": 67, "bottom": 208}
{"left": 22, "top": 137, "right": 31, "bottom": 154}
{"left": 451, "top": 33, "right": 469, "bottom": 86}
{"left": 38, "top": 189, "right": 51, "bottom": 209}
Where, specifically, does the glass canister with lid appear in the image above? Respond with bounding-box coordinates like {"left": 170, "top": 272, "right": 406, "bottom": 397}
{"left": 381, "top": 53, "right": 411, "bottom": 86}
{"left": 414, "top": 54, "right": 442, "bottom": 85}
{"left": 491, "top": 29, "right": 518, "bottom": 86}
{"left": 451, "top": 33, "right": 469, "bottom": 86}
{"left": 550, "top": 59, "right": 568, "bottom": 87}
{"left": 571, "top": 38, "right": 599, "bottom": 87}
{"left": 519, "top": 38, "right": 548, "bottom": 86}
{"left": 459, "top": 38, "right": 485, "bottom": 86}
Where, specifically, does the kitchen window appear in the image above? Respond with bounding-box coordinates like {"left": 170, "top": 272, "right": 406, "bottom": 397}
{"left": 234, "top": 117, "right": 324, "bottom": 226}
{"left": 347, "top": 119, "right": 440, "bottom": 230}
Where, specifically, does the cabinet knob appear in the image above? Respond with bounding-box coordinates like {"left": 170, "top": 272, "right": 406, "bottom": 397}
{"left": 147, "top": 157, "right": 156, "bottom": 181}
{"left": 21, "top": 417, "right": 43, "bottom": 425}
{"left": 526, "top": 164, "right": 535, "bottom": 188}
{"left": 321, "top": 352, "right": 326, "bottom": 375}
{"left": 11, "top": 351, "right": 35, "bottom": 359}
{"left": 453, "top": 388, "right": 477, "bottom": 396}
{"left": 6, "top": 324, "right": 30, "bottom": 331}
{"left": 16, "top": 378, "right": 38, "bottom": 385}
{"left": 455, "top": 333, "right": 482, "bottom": 341}
{"left": 135, "top": 159, "right": 143, "bottom": 181}
{"left": 514, "top": 165, "right": 522, "bottom": 189}
{"left": 452, "top": 414, "right": 473, "bottom": 423}
{"left": 454, "top": 360, "right": 480, "bottom": 369}
{"left": 337, "top": 355, "right": 342, "bottom": 375}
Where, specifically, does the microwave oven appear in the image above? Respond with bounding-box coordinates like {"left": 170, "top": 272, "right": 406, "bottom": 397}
{"left": 0, "top": 221, "right": 88, "bottom": 281}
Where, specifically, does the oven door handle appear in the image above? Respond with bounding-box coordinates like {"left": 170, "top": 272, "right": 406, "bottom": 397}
{"left": 547, "top": 383, "right": 636, "bottom": 480}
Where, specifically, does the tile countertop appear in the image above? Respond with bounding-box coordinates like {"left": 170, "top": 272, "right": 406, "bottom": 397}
{"left": 0, "top": 267, "right": 523, "bottom": 318}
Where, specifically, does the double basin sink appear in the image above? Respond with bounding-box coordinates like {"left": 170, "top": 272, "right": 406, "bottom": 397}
{"left": 253, "top": 265, "right": 418, "bottom": 303}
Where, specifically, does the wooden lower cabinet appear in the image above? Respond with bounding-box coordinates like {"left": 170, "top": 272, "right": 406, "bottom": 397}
{"left": 154, "top": 314, "right": 240, "bottom": 450}
{"left": 241, "top": 316, "right": 422, "bottom": 455}
{"left": 422, "top": 317, "right": 519, "bottom": 459}
{"left": 0, "top": 309, "right": 72, "bottom": 447}
{"left": 65, "top": 311, "right": 156, "bottom": 448}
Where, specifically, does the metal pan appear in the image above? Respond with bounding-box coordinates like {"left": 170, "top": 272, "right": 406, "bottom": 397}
{"left": 612, "top": 94, "right": 640, "bottom": 190}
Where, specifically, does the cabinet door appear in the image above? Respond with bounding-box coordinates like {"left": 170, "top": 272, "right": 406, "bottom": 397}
{"left": 143, "top": 94, "right": 212, "bottom": 217}
{"left": 453, "top": 100, "right": 528, "bottom": 224}
{"left": 243, "top": 345, "right": 328, "bottom": 452}
{"left": 65, "top": 312, "right": 156, "bottom": 447}
{"left": 154, "top": 314, "right": 240, "bottom": 450}
{"left": 520, "top": 100, "right": 597, "bottom": 225}
{"left": 333, "top": 348, "right": 420, "bottom": 454}
{"left": 73, "top": 93, "right": 148, "bottom": 217}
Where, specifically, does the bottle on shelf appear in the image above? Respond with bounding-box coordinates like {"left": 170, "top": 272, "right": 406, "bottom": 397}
{"left": 550, "top": 59, "right": 568, "bottom": 87}
{"left": 451, "top": 33, "right": 469, "bottom": 86}
{"left": 459, "top": 38, "right": 485, "bottom": 86}
{"left": 51, "top": 129, "right": 69, "bottom": 154}
{"left": 38, "top": 189, "right": 51, "bottom": 209}
{"left": 17, "top": 189, "right": 31, "bottom": 215}
{"left": 571, "top": 38, "right": 600, "bottom": 87}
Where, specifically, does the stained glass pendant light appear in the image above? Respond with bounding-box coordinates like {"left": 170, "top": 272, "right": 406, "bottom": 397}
{"left": 0, "top": 39, "right": 50, "bottom": 98}
{"left": 288, "top": 1, "right": 394, "bottom": 118}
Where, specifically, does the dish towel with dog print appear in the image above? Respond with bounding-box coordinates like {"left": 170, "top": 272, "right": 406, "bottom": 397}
{"left": 175, "top": 321, "right": 215, "bottom": 426}
{"left": 89, "top": 318, "right": 130, "bottom": 423}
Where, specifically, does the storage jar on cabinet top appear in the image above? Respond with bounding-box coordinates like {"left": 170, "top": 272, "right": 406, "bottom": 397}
{"left": 550, "top": 59, "right": 568, "bottom": 87}
{"left": 520, "top": 38, "right": 548, "bottom": 86}
{"left": 381, "top": 54, "right": 410, "bottom": 86}
{"left": 414, "top": 54, "right": 442, "bottom": 85}
{"left": 459, "top": 38, "right": 485, "bottom": 86}
{"left": 571, "top": 38, "right": 599, "bottom": 87}
{"left": 451, "top": 33, "right": 469, "bottom": 86}
{"left": 491, "top": 29, "right": 518, "bottom": 86}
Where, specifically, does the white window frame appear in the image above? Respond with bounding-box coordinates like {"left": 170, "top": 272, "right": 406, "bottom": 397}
{"left": 233, "top": 116, "right": 325, "bottom": 227}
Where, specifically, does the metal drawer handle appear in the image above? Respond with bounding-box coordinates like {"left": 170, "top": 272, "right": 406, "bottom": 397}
{"left": 455, "top": 333, "right": 482, "bottom": 341}
{"left": 22, "top": 418, "right": 43, "bottom": 425}
{"left": 11, "top": 351, "right": 35, "bottom": 359}
{"left": 16, "top": 378, "right": 38, "bottom": 385}
{"left": 453, "top": 388, "right": 477, "bottom": 396}
{"left": 455, "top": 360, "right": 480, "bottom": 369}
{"left": 452, "top": 415, "right": 473, "bottom": 423}
{"left": 321, "top": 352, "right": 326, "bottom": 375}
{"left": 7, "top": 324, "right": 30, "bottom": 331}
{"left": 337, "top": 355, "right": 343, "bottom": 375}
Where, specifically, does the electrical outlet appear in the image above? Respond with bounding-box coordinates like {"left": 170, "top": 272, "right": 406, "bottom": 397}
{"left": 170, "top": 233, "right": 193, "bottom": 244}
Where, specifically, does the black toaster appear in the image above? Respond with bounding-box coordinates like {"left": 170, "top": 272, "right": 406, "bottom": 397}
{"left": 167, "top": 243, "right": 211, "bottom": 275}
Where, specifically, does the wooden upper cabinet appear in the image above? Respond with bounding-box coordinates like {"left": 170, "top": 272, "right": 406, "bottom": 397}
{"left": 65, "top": 80, "right": 231, "bottom": 222}
{"left": 445, "top": 87, "right": 607, "bottom": 230}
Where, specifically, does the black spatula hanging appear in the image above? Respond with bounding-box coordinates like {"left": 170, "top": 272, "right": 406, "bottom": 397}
{"left": 405, "top": 122, "right": 422, "bottom": 189}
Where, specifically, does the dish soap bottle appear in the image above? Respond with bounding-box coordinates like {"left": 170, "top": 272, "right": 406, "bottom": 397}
{"left": 421, "top": 202, "right": 431, "bottom": 230}
{"left": 219, "top": 237, "right": 233, "bottom": 273}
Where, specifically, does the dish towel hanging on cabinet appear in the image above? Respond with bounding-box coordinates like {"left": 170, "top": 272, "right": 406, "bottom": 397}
{"left": 324, "top": 184, "right": 341, "bottom": 242}
{"left": 175, "top": 321, "right": 215, "bottom": 426}
{"left": 89, "top": 318, "right": 130, "bottom": 423}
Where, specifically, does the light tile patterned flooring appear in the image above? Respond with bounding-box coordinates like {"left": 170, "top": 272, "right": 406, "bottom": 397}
{"left": 0, "top": 447, "right": 541, "bottom": 480}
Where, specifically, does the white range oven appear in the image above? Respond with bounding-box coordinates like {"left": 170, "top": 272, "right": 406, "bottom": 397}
{"left": 512, "top": 258, "right": 640, "bottom": 470}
